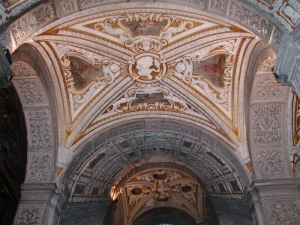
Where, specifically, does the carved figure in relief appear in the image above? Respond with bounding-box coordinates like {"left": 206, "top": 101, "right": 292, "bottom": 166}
{"left": 95, "top": 18, "right": 132, "bottom": 42}
{"left": 102, "top": 60, "right": 120, "bottom": 84}
{"left": 174, "top": 57, "right": 193, "bottom": 83}
{"left": 163, "top": 92, "right": 188, "bottom": 110}
{"left": 160, "top": 19, "right": 193, "bottom": 41}
{"left": 136, "top": 56, "right": 160, "bottom": 80}
{"left": 111, "top": 95, "right": 137, "bottom": 112}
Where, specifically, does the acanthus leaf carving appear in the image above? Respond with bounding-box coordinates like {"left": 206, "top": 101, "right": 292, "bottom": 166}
{"left": 252, "top": 104, "right": 282, "bottom": 145}
{"left": 15, "top": 204, "right": 46, "bottom": 225}
{"left": 14, "top": 79, "right": 46, "bottom": 105}
{"left": 228, "top": 1, "right": 272, "bottom": 40}
{"left": 27, "top": 109, "right": 53, "bottom": 148}
{"left": 11, "top": 2, "right": 56, "bottom": 43}
{"left": 252, "top": 73, "right": 286, "bottom": 101}
{"left": 27, "top": 152, "right": 53, "bottom": 183}
{"left": 266, "top": 200, "right": 300, "bottom": 225}
{"left": 59, "top": 0, "right": 77, "bottom": 15}
{"left": 11, "top": 61, "right": 37, "bottom": 78}
{"left": 254, "top": 148, "right": 287, "bottom": 179}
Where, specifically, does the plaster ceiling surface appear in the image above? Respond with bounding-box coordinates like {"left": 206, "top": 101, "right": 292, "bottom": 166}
{"left": 1, "top": 0, "right": 287, "bottom": 222}
{"left": 6, "top": 0, "right": 262, "bottom": 205}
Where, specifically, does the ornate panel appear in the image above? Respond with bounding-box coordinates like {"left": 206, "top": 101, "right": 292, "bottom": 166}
{"left": 0, "top": 30, "right": 13, "bottom": 53}
{"left": 25, "top": 108, "right": 54, "bottom": 149}
{"left": 253, "top": 0, "right": 300, "bottom": 32}
{"left": 56, "top": 0, "right": 78, "bottom": 16}
{"left": 78, "top": 0, "right": 123, "bottom": 9}
{"left": 209, "top": 0, "right": 228, "bottom": 15}
{"left": 14, "top": 204, "right": 46, "bottom": 225}
{"left": 251, "top": 104, "right": 284, "bottom": 146}
{"left": 228, "top": 1, "right": 272, "bottom": 41}
{"left": 10, "top": 2, "right": 56, "bottom": 44}
{"left": 265, "top": 200, "right": 300, "bottom": 225}
{"left": 26, "top": 151, "right": 53, "bottom": 183}
{"left": 13, "top": 79, "right": 48, "bottom": 106}
{"left": 270, "top": 26, "right": 283, "bottom": 52}
{"left": 11, "top": 61, "right": 38, "bottom": 78}
{"left": 252, "top": 148, "right": 288, "bottom": 179}
{"left": 252, "top": 73, "right": 286, "bottom": 101}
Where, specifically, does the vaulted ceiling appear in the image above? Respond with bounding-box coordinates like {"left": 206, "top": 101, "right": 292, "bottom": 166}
{"left": 1, "top": 0, "right": 298, "bottom": 224}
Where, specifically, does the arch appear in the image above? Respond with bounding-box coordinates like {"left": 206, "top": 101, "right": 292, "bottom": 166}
{"left": 11, "top": 44, "right": 58, "bottom": 184}
{"left": 61, "top": 119, "right": 250, "bottom": 205}
{"left": 0, "top": 84, "right": 27, "bottom": 224}
{"left": 132, "top": 207, "right": 197, "bottom": 225}
{"left": 1, "top": 1, "right": 300, "bottom": 225}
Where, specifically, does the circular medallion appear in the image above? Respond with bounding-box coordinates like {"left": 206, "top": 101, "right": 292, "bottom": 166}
{"left": 129, "top": 52, "right": 166, "bottom": 83}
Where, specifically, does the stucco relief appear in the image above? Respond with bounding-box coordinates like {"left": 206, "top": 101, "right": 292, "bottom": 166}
{"left": 209, "top": 0, "right": 227, "bottom": 14}
{"left": 10, "top": 2, "right": 56, "bottom": 44}
{"left": 58, "top": 0, "right": 77, "bottom": 15}
{"left": 93, "top": 13, "right": 194, "bottom": 50}
{"left": 270, "top": 27, "right": 283, "bottom": 52}
{"left": 0, "top": 30, "right": 13, "bottom": 53}
{"left": 252, "top": 73, "right": 286, "bottom": 101}
{"left": 14, "top": 204, "right": 46, "bottom": 225}
{"left": 11, "top": 61, "right": 37, "bottom": 78}
{"left": 26, "top": 109, "right": 53, "bottom": 148}
{"left": 251, "top": 104, "right": 283, "bottom": 145}
{"left": 228, "top": 1, "right": 272, "bottom": 40}
{"left": 253, "top": 148, "right": 288, "bottom": 179}
{"left": 116, "top": 169, "right": 203, "bottom": 224}
{"left": 255, "top": 0, "right": 300, "bottom": 32}
{"left": 27, "top": 151, "right": 53, "bottom": 183}
{"left": 78, "top": 0, "right": 121, "bottom": 9}
{"left": 13, "top": 79, "right": 46, "bottom": 105}
{"left": 265, "top": 200, "right": 300, "bottom": 225}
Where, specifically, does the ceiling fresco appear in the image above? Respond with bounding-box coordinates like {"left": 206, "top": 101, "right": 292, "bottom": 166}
{"left": 31, "top": 9, "right": 257, "bottom": 152}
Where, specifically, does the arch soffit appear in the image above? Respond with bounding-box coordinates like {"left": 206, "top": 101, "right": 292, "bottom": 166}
{"left": 61, "top": 119, "right": 250, "bottom": 204}
{"left": 9, "top": 54, "right": 57, "bottom": 184}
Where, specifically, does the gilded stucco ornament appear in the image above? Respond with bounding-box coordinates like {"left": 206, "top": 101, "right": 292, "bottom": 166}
{"left": 116, "top": 170, "right": 203, "bottom": 224}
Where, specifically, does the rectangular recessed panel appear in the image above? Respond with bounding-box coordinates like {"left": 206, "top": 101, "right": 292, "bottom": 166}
{"left": 88, "top": 153, "right": 105, "bottom": 169}
{"left": 183, "top": 140, "right": 193, "bottom": 148}
{"left": 74, "top": 184, "right": 86, "bottom": 194}
{"left": 230, "top": 180, "right": 241, "bottom": 192}
{"left": 218, "top": 183, "right": 226, "bottom": 193}
{"left": 91, "top": 187, "right": 99, "bottom": 195}
{"left": 119, "top": 140, "right": 130, "bottom": 148}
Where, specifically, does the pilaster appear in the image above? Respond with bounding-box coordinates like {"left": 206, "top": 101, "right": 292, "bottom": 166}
{"left": 245, "top": 179, "right": 300, "bottom": 225}
{"left": 13, "top": 183, "right": 68, "bottom": 225}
